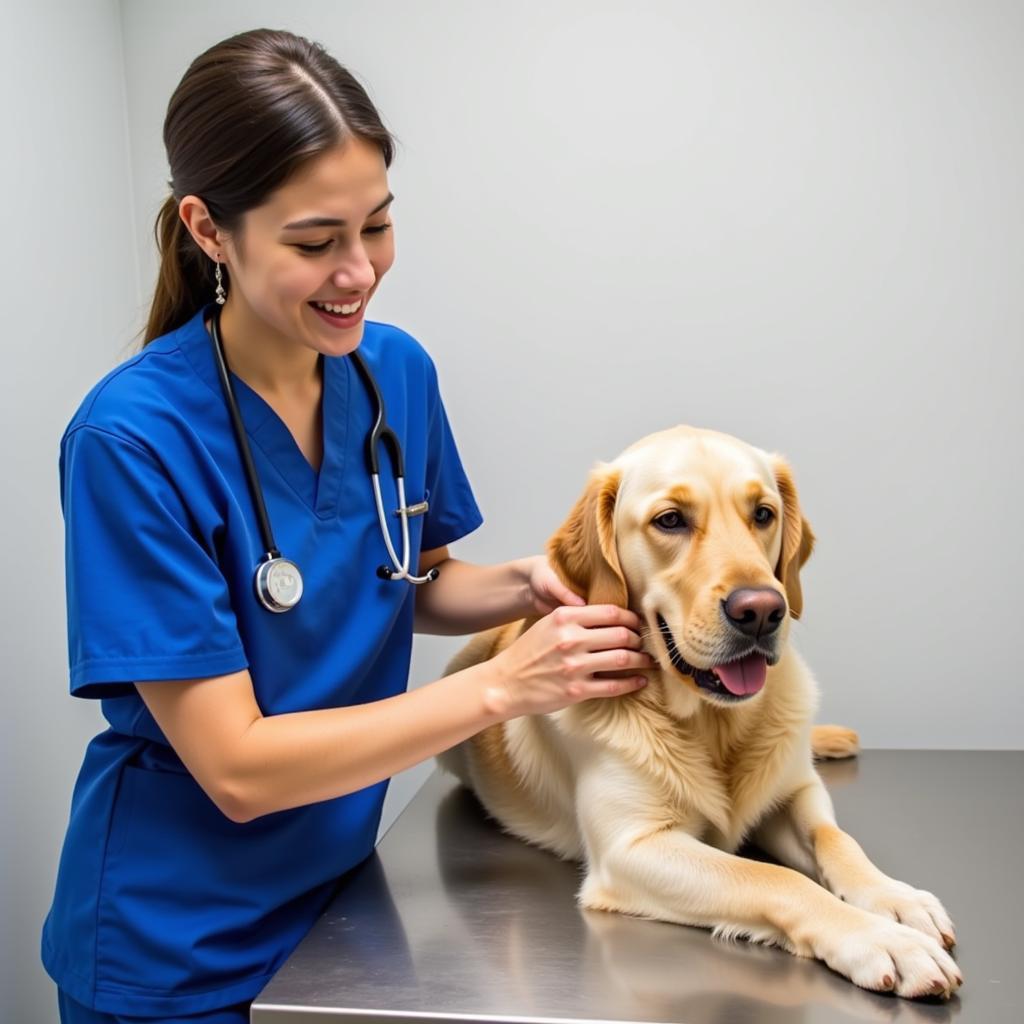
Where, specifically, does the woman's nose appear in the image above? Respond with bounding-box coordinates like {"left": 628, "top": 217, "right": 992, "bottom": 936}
{"left": 331, "top": 242, "right": 376, "bottom": 290}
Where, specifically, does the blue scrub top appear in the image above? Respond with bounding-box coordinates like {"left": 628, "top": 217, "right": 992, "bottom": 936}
{"left": 41, "top": 302, "right": 483, "bottom": 1017}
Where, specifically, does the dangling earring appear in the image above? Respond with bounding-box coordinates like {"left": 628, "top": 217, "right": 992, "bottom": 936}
{"left": 214, "top": 254, "right": 227, "bottom": 305}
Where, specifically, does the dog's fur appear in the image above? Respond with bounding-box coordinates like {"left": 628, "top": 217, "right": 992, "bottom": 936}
{"left": 438, "top": 425, "right": 962, "bottom": 1000}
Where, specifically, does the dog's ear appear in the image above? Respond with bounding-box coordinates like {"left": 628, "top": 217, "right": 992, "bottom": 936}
{"left": 546, "top": 463, "right": 629, "bottom": 608}
{"left": 769, "top": 454, "right": 815, "bottom": 620}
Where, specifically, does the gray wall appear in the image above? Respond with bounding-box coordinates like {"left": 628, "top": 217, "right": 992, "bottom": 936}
{"left": 2, "top": 2, "right": 141, "bottom": 1021}
{"left": 5, "top": 0, "right": 1021, "bottom": 1019}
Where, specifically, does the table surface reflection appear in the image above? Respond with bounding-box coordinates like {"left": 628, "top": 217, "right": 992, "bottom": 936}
{"left": 252, "top": 750, "right": 1022, "bottom": 1023}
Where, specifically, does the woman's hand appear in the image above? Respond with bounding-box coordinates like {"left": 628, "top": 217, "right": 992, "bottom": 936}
{"left": 523, "top": 554, "right": 587, "bottom": 614}
{"left": 484, "top": 604, "right": 656, "bottom": 719}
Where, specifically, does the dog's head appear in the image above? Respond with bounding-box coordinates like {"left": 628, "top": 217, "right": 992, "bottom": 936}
{"left": 547, "top": 425, "right": 814, "bottom": 709}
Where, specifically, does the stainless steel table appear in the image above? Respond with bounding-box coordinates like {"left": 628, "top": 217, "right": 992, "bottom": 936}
{"left": 252, "top": 750, "right": 1022, "bottom": 1023}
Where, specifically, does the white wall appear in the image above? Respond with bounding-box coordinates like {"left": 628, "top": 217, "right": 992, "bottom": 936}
{"left": 1, "top": 2, "right": 140, "bottom": 1020}
{"left": 6, "top": 0, "right": 1022, "bottom": 1018}
{"left": 122, "top": 0, "right": 1023, "bottom": 751}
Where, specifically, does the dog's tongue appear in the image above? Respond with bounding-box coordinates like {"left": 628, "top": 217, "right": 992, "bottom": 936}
{"left": 712, "top": 653, "right": 768, "bottom": 696}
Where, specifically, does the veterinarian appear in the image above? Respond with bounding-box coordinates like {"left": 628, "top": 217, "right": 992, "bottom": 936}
{"left": 41, "top": 28, "right": 655, "bottom": 1024}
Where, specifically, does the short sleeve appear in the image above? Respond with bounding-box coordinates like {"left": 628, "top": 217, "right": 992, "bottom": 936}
{"left": 60, "top": 426, "right": 248, "bottom": 699}
{"left": 420, "top": 363, "right": 484, "bottom": 551}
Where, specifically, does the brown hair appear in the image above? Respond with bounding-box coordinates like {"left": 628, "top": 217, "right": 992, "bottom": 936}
{"left": 139, "top": 28, "right": 397, "bottom": 349}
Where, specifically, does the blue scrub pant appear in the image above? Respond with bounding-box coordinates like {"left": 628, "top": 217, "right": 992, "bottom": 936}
{"left": 58, "top": 989, "right": 251, "bottom": 1023}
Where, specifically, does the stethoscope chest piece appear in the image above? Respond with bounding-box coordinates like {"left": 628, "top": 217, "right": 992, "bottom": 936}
{"left": 255, "top": 555, "right": 304, "bottom": 613}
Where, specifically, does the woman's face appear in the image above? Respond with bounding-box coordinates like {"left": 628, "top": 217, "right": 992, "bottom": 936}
{"left": 221, "top": 136, "right": 396, "bottom": 358}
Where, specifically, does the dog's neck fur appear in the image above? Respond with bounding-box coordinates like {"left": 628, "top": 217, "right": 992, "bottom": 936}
{"left": 561, "top": 646, "right": 814, "bottom": 845}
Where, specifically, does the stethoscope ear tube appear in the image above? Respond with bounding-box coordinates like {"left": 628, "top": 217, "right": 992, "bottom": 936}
{"left": 351, "top": 347, "right": 439, "bottom": 584}
{"left": 349, "top": 349, "right": 404, "bottom": 478}
{"left": 377, "top": 565, "right": 440, "bottom": 582}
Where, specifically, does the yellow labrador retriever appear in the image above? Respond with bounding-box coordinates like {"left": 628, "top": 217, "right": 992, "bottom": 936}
{"left": 438, "top": 425, "right": 962, "bottom": 1000}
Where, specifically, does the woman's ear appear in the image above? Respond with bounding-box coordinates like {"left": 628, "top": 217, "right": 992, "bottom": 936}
{"left": 769, "top": 454, "right": 815, "bottom": 620}
{"left": 546, "top": 463, "right": 629, "bottom": 608}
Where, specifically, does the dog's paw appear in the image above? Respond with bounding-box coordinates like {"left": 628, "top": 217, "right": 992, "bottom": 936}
{"left": 810, "top": 724, "right": 860, "bottom": 760}
{"left": 819, "top": 912, "right": 963, "bottom": 1000}
{"left": 844, "top": 878, "right": 957, "bottom": 951}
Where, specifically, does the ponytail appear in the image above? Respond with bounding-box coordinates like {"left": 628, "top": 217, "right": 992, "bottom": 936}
{"left": 137, "top": 193, "right": 222, "bottom": 348}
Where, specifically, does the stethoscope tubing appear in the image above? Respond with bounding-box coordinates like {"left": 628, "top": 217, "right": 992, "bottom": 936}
{"left": 208, "top": 303, "right": 438, "bottom": 609}
{"left": 209, "top": 306, "right": 281, "bottom": 561}
{"left": 348, "top": 350, "right": 437, "bottom": 584}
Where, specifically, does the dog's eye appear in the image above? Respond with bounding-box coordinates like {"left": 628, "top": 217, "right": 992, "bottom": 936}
{"left": 754, "top": 506, "right": 775, "bottom": 526}
{"left": 654, "top": 510, "right": 688, "bottom": 532}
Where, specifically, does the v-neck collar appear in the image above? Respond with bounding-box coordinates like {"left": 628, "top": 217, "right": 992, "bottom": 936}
{"left": 179, "top": 303, "right": 352, "bottom": 519}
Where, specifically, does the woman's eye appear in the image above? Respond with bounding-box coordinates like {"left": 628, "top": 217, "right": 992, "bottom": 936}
{"left": 754, "top": 506, "right": 775, "bottom": 526}
{"left": 295, "top": 223, "right": 392, "bottom": 254}
{"left": 654, "top": 511, "right": 688, "bottom": 532}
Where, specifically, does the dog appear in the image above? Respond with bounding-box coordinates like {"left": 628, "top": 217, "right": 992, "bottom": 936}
{"left": 437, "top": 424, "right": 962, "bottom": 1000}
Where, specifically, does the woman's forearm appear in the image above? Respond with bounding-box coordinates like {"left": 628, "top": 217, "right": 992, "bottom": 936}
{"left": 228, "top": 660, "right": 506, "bottom": 821}
{"left": 413, "top": 556, "right": 535, "bottom": 635}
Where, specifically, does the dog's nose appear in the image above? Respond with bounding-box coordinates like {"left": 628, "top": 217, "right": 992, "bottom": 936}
{"left": 722, "top": 588, "right": 787, "bottom": 638}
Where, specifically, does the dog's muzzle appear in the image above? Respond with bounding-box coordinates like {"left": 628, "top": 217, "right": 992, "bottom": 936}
{"left": 656, "top": 613, "right": 776, "bottom": 702}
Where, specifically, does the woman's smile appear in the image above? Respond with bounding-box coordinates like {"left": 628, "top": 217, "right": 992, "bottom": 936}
{"left": 308, "top": 297, "right": 365, "bottom": 329}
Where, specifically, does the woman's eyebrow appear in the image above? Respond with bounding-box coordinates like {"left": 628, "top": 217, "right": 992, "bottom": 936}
{"left": 282, "top": 192, "right": 394, "bottom": 230}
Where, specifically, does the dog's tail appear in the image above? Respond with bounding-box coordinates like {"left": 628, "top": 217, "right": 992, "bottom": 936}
{"left": 811, "top": 724, "right": 860, "bottom": 760}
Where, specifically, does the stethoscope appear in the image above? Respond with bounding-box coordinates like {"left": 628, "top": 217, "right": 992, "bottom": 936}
{"left": 208, "top": 302, "right": 440, "bottom": 613}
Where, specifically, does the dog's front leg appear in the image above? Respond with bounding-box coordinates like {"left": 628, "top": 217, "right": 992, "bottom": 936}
{"left": 575, "top": 760, "right": 962, "bottom": 999}
{"left": 758, "top": 775, "right": 959, "bottom": 953}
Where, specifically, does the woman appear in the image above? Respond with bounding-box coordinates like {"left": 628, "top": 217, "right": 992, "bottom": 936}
{"left": 41, "top": 27, "right": 654, "bottom": 1024}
